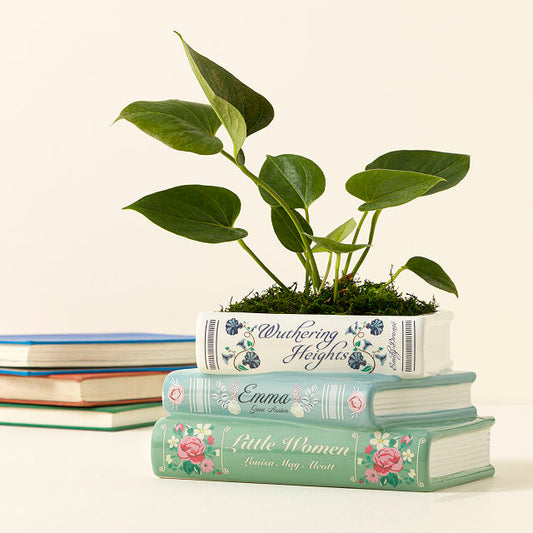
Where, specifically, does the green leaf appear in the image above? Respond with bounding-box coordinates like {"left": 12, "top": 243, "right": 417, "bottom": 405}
{"left": 303, "top": 233, "right": 368, "bottom": 254}
{"left": 387, "top": 473, "right": 399, "bottom": 487}
{"left": 346, "top": 169, "right": 444, "bottom": 211}
{"left": 115, "top": 99, "right": 223, "bottom": 155}
{"left": 403, "top": 256, "right": 458, "bottom": 297}
{"left": 237, "top": 364, "right": 248, "bottom": 371}
{"left": 259, "top": 154, "right": 326, "bottom": 209}
{"left": 183, "top": 461, "right": 195, "bottom": 475}
{"left": 176, "top": 33, "right": 274, "bottom": 158}
{"left": 271, "top": 207, "right": 312, "bottom": 252}
{"left": 366, "top": 150, "right": 470, "bottom": 195}
{"left": 124, "top": 184, "right": 247, "bottom": 243}
{"left": 312, "top": 218, "right": 356, "bottom": 253}
{"left": 361, "top": 366, "right": 372, "bottom": 372}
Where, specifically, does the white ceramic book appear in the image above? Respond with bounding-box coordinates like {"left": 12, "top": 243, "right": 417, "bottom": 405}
{"left": 196, "top": 311, "right": 453, "bottom": 378}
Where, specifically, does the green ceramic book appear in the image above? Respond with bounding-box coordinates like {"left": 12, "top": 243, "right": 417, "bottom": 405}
{"left": 163, "top": 369, "right": 477, "bottom": 428}
{"left": 0, "top": 401, "right": 165, "bottom": 431}
{"left": 152, "top": 413, "right": 494, "bottom": 491}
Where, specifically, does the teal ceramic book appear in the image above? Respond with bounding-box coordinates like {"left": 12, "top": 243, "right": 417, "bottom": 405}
{"left": 163, "top": 369, "right": 476, "bottom": 428}
{"left": 152, "top": 414, "right": 494, "bottom": 491}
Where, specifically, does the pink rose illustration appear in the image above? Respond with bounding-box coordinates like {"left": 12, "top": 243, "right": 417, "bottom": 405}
{"left": 373, "top": 447, "right": 403, "bottom": 475}
{"left": 200, "top": 458, "right": 214, "bottom": 473}
{"left": 168, "top": 384, "right": 185, "bottom": 405}
{"left": 347, "top": 391, "right": 366, "bottom": 414}
{"left": 365, "top": 445, "right": 373, "bottom": 454}
{"left": 364, "top": 468, "right": 379, "bottom": 483}
{"left": 174, "top": 423, "right": 184, "bottom": 433}
{"left": 177, "top": 436, "right": 206, "bottom": 464}
{"left": 207, "top": 436, "right": 214, "bottom": 445}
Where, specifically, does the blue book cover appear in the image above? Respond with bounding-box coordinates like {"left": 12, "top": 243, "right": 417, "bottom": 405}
{"left": 0, "top": 365, "right": 195, "bottom": 376}
{"left": 0, "top": 333, "right": 194, "bottom": 345}
{"left": 162, "top": 369, "right": 477, "bottom": 429}
{"left": 0, "top": 333, "right": 195, "bottom": 368}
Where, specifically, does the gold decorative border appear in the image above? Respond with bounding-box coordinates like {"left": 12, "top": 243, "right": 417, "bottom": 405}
{"left": 159, "top": 423, "right": 168, "bottom": 473}
{"left": 350, "top": 432, "right": 359, "bottom": 482}
{"left": 416, "top": 437, "right": 427, "bottom": 487}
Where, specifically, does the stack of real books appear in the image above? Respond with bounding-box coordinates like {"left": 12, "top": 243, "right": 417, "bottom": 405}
{"left": 0, "top": 333, "right": 195, "bottom": 431}
{"left": 151, "top": 312, "right": 494, "bottom": 491}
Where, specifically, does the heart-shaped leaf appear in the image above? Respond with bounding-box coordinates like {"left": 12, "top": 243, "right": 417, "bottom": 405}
{"left": 271, "top": 207, "right": 312, "bottom": 252}
{"left": 403, "top": 256, "right": 458, "bottom": 296}
{"left": 312, "top": 218, "right": 356, "bottom": 253}
{"left": 366, "top": 150, "right": 470, "bottom": 195}
{"left": 115, "top": 99, "right": 223, "bottom": 155}
{"left": 259, "top": 154, "right": 326, "bottom": 209}
{"left": 124, "top": 184, "right": 247, "bottom": 243}
{"left": 304, "top": 234, "right": 369, "bottom": 254}
{"left": 177, "top": 33, "right": 274, "bottom": 159}
{"left": 345, "top": 169, "right": 444, "bottom": 211}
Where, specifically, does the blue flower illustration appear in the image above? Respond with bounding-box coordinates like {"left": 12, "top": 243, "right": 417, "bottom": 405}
{"left": 348, "top": 351, "right": 366, "bottom": 370}
{"left": 362, "top": 339, "right": 373, "bottom": 351}
{"left": 242, "top": 351, "right": 261, "bottom": 369}
{"left": 236, "top": 339, "right": 247, "bottom": 350}
{"left": 225, "top": 318, "right": 243, "bottom": 335}
{"left": 366, "top": 319, "right": 384, "bottom": 336}
{"left": 345, "top": 322, "right": 358, "bottom": 335}
{"left": 375, "top": 352, "right": 387, "bottom": 366}
{"left": 221, "top": 352, "right": 233, "bottom": 365}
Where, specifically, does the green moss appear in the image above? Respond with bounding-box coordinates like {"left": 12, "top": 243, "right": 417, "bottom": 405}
{"left": 224, "top": 278, "right": 438, "bottom": 316}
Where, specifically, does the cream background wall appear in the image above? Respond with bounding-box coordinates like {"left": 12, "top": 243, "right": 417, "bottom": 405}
{"left": 1, "top": 0, "right": 531, "bottom": 403}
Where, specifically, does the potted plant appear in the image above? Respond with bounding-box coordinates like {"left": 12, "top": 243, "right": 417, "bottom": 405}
{"left": 115, "top": 33, "right": 469, "bottom": 379}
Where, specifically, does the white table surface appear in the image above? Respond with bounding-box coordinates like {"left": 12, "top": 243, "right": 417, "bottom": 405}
{"left": 0, "top": 403, "right": 529, "bottom": 532}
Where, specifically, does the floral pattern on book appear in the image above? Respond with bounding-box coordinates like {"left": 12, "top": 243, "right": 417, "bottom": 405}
{"left": 165, "top": 422, "right": 222, "bottom": 476}
{"left": 357, "top": 432, "right": 416, "bottom": 487}
{"left": 222, "top": 319, "right": 261, "bottom": 372}
{"left": 211, "top": 381, "right": 241, "bottom": 415}
{"left": 167, "top": 378, "right": 185, "bottom": 409}
{"left": 345, "top": 320, "right": 386, "bottom": 373}
{"left": 290, "top": 384, "right": 319, "bottom": 418}
{"left": 347, "top": 388, "right": 366, "bottom": 419}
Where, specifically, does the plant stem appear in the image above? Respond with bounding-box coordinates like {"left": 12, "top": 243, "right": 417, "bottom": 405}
{"left": 319, "top": 252, "right": 333, "bottom": 293}
{"left": 238, "top": 239, "right": 289, "bottom": 290}
{"left": 383, "top": 265, "right": 406, "bottom": 287}
{"left": 297, "top": 252, "right": 311, "bottom": 294}
{"left": 351, "top": 209, "right": 382, "bottom": 277}
{"left": 333, "top": 253, "right": 341, "bottom": 302}
{"left": 342, "top": 211, "right": 368, "bottom": 276}
{"left": 221, "top": 149, "right": 321, "bottom": 291}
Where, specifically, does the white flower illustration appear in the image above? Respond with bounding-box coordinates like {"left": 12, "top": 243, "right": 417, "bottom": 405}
{"left": 408, "top": 469, "right": 416, "bottom": 479}
{"left": 228, "top": 399, "right": 241, "bottom": 415}
{"left": 290, "top": 402, "right": 305, "bottom": 418}
{"left": 402, "top": 449, "right": 414, "bottom": 462}
{"left": 369, "top": 431, "right": 390, "bottom": 450}
{"left": 357, "top": 457, "right": 363, "bottom": 465}
{"left": 167, "top": 435, "right": 179, "bottom": 448}
{"left": 193, "top": 424, "right": 213, "bottom": 440}
{"left": 215, "top": 449, "right": 220, "bottom": 456}
{"left": 165, "top": 454, "right": 173, "bottom": 464}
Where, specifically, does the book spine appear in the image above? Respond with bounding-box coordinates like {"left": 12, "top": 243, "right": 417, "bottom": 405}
{"left": 196, "top": 312, "right": 453, "bottom": 378}
{"left": 152, "top": 413, "right": 431, "bottom": 491}
{"left": 163, "top": 371, "right": 379, "bottom": 428}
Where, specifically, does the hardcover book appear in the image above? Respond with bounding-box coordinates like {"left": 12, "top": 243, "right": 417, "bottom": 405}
{"left": 0, "top": 401, "right": 165, "bottom": 430}
{"left": 162, "top": 369, "right": 477, "bottom": 428}
{"left": 0, "top": 333, "right": 195, "bottom": 368}
{"left": 0, "top": 370, "right": 174, "bottom": 406}
{"left": 152, "top": 413, "right": 494, "bottom": 491}
{"left": 196, "top": 312, "right": 452, "bottom": 378}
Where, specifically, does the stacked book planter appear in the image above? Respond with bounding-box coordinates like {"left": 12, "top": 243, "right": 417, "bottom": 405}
{"left": 152, "top": 312, "right": 494, "bottom": 491}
